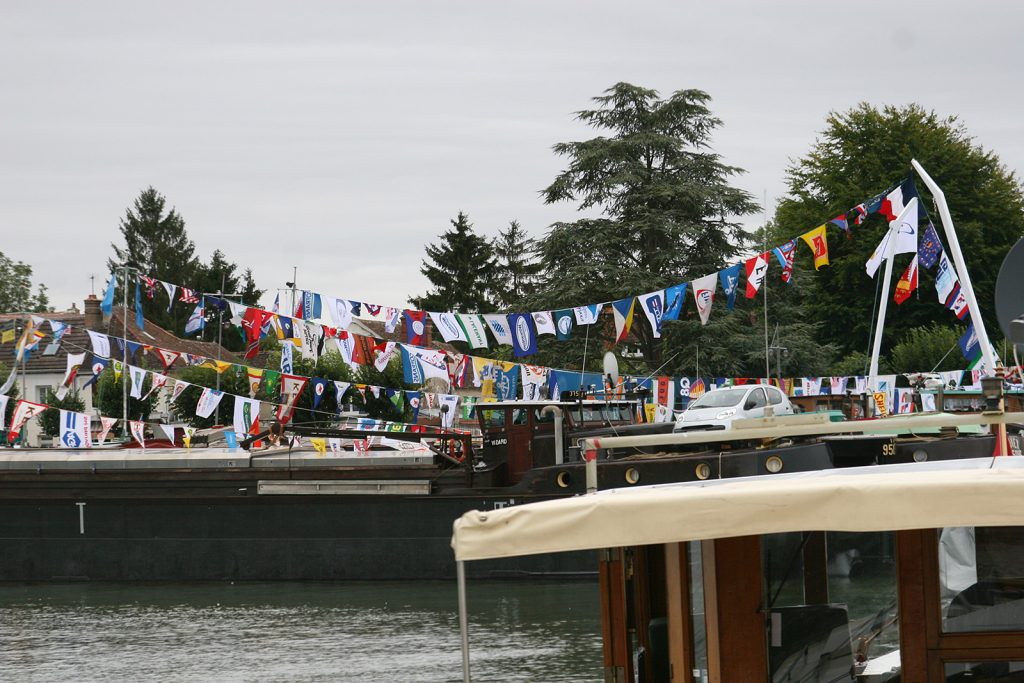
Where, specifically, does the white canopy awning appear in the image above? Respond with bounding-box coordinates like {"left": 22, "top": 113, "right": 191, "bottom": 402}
{"left": 452, "top": 457, "right": 1024, "bottom": 562}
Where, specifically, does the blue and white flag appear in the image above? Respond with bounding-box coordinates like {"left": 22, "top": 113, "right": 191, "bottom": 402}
{"left": 719, "top": 263, "right": 741, "bottom": 311}
{"left": 280, "top": 341, "right": 293, "bottom": 374}
{"left": 302, "top": 291, "right": 322, "bottom": 320}
{"left": 100, "top": 273, "right": 117, "bottom": 322}
{"left": 662, "top": 283, "right": 687, "bottom": 321}
{"left": 508, "top": 313, "right": 537, "bottom": 357}
{"left": 959, "top": 323, "right": 980, "bottom": 362}
{"left": 134, "top": 279, "right": 145, "bottom": 330}
{"left": 311, "top": 377, "right": 329, "bottom": 410}
{"left": 483, "top": 314, "right": 513, "bottom": 345}
{"left": 572, "top": 304, "right": 603, "bottom": 326}
{"left": 185, "top": 298, "right": 205, "bottom": 336}
{"left": 407, "top": 390, "right": 421, "bottom": 422}
{"left": 553, "top": 309, "right": 574, "bottom": 340}
{"left": 429, "top": 312, "right": 469, "bottom": 343}
{"left": 59, "top": 410, "right": 92, "bottom": 448}
{"left": 637, "top": 291, "right": 665, "bottom": 338}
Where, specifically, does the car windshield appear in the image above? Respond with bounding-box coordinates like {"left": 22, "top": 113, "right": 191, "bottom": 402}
{"left": 688, "top": 388, "right": 748, "bottom": 409}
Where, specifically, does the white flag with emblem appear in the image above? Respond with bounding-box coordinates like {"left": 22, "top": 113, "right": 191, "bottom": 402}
{"left": 531, "top": 311, "right": 556, "bottom": 336}
{"left": 691, "top": 273, "right": 718, "bottom": 326}
{"left": 195, "top": 387, "right": 224, "bottom": 419}
{"left": 428, "top": 312, "right": 468, "bottom": 343}
{"left": 128, "top": 365, "right": 147, "bottom": 399}
{"left": 482, "top": 314, "right": 513, "bottom": 345}
{"left": 456, "top": 314, "right": 489, "bottom": 349}
{"left": 58, "top": 410, "right": 92, "bottom": 448}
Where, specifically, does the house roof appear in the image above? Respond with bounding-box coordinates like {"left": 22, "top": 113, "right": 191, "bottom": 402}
{"left": 0, "top": 305, "right": 238, "bottom": 375}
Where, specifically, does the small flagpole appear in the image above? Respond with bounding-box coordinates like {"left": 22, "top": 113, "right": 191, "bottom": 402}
{"left": 763, "top": 190, "right": 771, "bottom": 384}
{"left": 121, "top": 265, "right": 129, "bottom": 438}
{"left": 868, "top": 198, "right": 918, "bottom": 399}
{"left": 911, "top": 160, "right": 997, "bottom": 374}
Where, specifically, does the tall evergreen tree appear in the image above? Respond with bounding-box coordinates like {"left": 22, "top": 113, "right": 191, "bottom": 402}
{"left": 411, "top": 212, "right": 496, "bottom": 313}
{"left": 491, "top": 220, "right": 542, "bottom": 310}
{"left": 108, "top": 187, "right": 199, "bottom": 332}
{"left": 0, "top": 251, "right": 49, "bottom": 313}
{"left": 772, "top": 103, "right": 1024, "bottom": 361}
{"left": 535, "top": 83, "right": 759, "bottom": 369}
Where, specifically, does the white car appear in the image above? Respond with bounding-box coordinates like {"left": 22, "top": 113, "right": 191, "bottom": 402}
{"left": 674, "top": 384, "right": 795, "bottom": 432}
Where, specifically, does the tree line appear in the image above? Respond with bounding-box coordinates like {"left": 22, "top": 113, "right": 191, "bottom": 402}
{"left": 412, "top": 84, "right": 1024, "bottom": 379}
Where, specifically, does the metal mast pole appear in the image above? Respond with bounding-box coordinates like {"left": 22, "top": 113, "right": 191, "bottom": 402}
{"left": 763, "top": 191, "right": 771, "bottom": 384}
{"left": 215, "top": 274, "right": 225, "bottom": 424}
{"left": 868, "top": 198, "right": 918, "bottom": 399}
{"left": 290, "top": 266, "right": 297, "bottom": 315}
{"left": 911, "top": 159, "right": 997, "bottom": 374}
{"left": 121, "top": 265, "right": 129, "bottom": 437}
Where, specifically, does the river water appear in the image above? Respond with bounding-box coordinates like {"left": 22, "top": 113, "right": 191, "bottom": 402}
{"left": 0, "top": 581, "right": 603, "bottom": 682}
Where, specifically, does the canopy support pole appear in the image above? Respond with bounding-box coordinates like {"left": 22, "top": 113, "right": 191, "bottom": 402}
{"left": 912, "top": 159, "right": 997, "bottom": 374}
{"left": 868, "top": 198, "right": 917, "bottom": 400}
{"left": 458, "top": 560, "right": 471, "bottom": 683}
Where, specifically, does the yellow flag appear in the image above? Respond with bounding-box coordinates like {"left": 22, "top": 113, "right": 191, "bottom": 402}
{"left": 1, "top": 329, "right": 14, "bottom": 344}
{"left": 310, "top": 437, "right": 327, "bottom": 456}
{"left": 800, "top": 224, "right": 830, "bottom": 270}
{"left": 872, "top": 391, "right": 889, "bottom": 417}
{"left": 113, "top": 360, "right": 123, "bottom": 382}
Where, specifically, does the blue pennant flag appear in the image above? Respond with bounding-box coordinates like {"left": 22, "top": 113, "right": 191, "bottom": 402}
{"left": 719, "top": 264, "right": 742, "bottom": 311}
{"left": 83, "top": 357, "right": 109, "bottom": 389}
{"left": 302, "top": 291, "right": 323, "bottom": 320}
{"left": 663, "top": 283, "right": 687, "bottom": 321}
{"left": 100, "top": 273, "right": 117, "bottom": 322}
{"left": 185, "top": 298, "right": 205, "bottom": 336}
{"left": 508, "top": 313, "right": 537, "bottom": 357}
{"left": 125, "top": 340, "right": 142, "bottom": 361}
{"left": 206, "top": 295, "right": 228, "bottom": 311}
{"left": 400, "top": 345, "right": 422, "bottom": 384}
{"left": 958, "top": 323, "right": 980, "bottom": 362}
{"left": 918, "top": 221, "right": 943, "bottom": 270}
{"left": 311, "top": 377, "right": 328, "bottom": 410}
{"left": 134, "top": 279, "right": 145, "bottom": 330}
{"left": 406, "top": 391, "right": 421, "bottom": 422}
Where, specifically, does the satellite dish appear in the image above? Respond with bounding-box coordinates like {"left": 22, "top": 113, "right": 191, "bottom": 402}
{"left": 995, "top": 238, "right": 1024, "bottom": 344}
{"left": 603, "top": 352, "right": 619, "bottom": 397}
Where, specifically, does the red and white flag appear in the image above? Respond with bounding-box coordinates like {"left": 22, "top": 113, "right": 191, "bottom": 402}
{"left": 745, "top": 253, "right": 768, "bottom": 298}
{"left": 8, "top": 400, "right": 47, "bottom": 442}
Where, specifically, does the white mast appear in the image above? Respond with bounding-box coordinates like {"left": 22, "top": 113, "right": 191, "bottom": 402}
{"left": 868, "top": 198, "right": 919, "bottom": 396}
{"left": 911, "top": 159, "right": 997, "bottom": 374}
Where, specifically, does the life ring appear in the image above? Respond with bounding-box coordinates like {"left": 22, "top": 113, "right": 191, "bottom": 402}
{"left": 448, "top": 438, "right": 464, "bottom": 463}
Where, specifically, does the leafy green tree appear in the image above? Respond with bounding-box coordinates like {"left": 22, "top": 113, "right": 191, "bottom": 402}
{"left": 773, "top": 103, "right": 1024, "bottom": 359}
{"left": 39, "top": 389, "right": 87, "bottom": 437}
{"left": 108, "top": 187, "right": 200, "bottom": 332}
{"left": 411, "top": 212, "right": 496, "bottom": 314}
{"left": 536, "top": 83, "right": 759, "bottom": 368}
{"left": 95, "top": 368, "right": 156, "bottom": 427}
{"left": 889, "top": 324, "right": 964, "bottom": 373}
{"left": 491, "top": 220, "right": 542, "bottom": 309}
{"left": 0, "top": 252, "right": 49, "bottom": 313}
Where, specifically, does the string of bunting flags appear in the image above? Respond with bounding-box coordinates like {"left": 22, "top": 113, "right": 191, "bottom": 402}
{"left": 103, "top": 175, "right": 967, "bottom": 362}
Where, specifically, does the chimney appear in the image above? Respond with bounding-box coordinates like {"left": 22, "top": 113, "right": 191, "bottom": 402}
{"left": 84, "top": 294, "right": 101, "bottom": 330}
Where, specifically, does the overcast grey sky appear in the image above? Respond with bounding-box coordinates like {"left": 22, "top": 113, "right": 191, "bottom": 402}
{"left": 2, "top": 1, "right": 1021, "bottom": 314}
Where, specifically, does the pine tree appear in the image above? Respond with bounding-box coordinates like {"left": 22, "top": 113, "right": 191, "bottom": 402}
{"left": 411, "top": 212, "right": 496, "bottom": 313}
{"left": 0, "top": 252, "right": 49, "bottom": 313}
{"left": 491, "top": 220, "right": 542, "bottom": 309}
{"left": 108, "top": 187, "right": 199, "bottom": 332}
{"left": 193, "top": 253, "right": 265, "bottom": 352}
{"left": 536, "top": 83, "right": 759, "bottom": 369}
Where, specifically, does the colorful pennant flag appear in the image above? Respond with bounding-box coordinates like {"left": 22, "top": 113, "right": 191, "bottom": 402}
{"left": 482, "top": 314, "right": 513, "bottom": 345}
{"left": 611, "top": 298, "right": 635, "bottom": 344}
{"left": 404, "top": 310, "right": 427, "bottom": 345}
{"left": 878, "top": 177, "right": 918, "bottom": 223}
{"left": 195, "top": 387, "right": 224, "bottom": 419}
{"left": 800, "top": 224, "right": 830, "bottom": 270}
{"left": 508, "top": 313, "right": 538, "bottom": 357}
{"left": 772, "top": 239, "right": 797, "bottom": 283}
{"left": 744, "top": 253, "right": 768, "bottom": 298}
{"left": 129, "top": 420, "right": 146, "bottom": 448}
{"left": 429, "top": 312, "right": 469, "bottom": 343}
{"left": 866, "top": 202, "right": 918, "bottom": 277}
{"left": 8, "top": 400, "right": 47, "bottom": 442}
{"left": 691, "top": 273, "right": 717, "bottom": 326}
{"left": 456, "top": 314, "right": 489, "bottom": 349}
{"left": 531, "top": 312, "right": 556, "bottom": 336}
{"left": 893, "top": 255, "right": 919, "bottom": 305}
{"left": 553, "top": 309, "right": 574, "bottom": 340}
{"left": 662, "top": 283, "right": 687, "bottom": 321}
{"left": 719, "top": 264, "right": 741, "bottom": 311}
{"left": 311, "top": 377, "right": 329, "bottom": 410}
{"left": 636, "top": 291, "right": 665, "bottom": 338}
{"left": 918, "top": 221, "right": 943, "bottom": 270}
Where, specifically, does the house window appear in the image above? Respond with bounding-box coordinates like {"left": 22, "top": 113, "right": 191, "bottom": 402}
{"left": 36, "top": 385, "right": 54, "bottom": 404}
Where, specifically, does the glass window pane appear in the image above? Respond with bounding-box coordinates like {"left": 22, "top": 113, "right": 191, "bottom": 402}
{"left": 941, "top": 526, "right": 1024, "bottom": 633}
{"left": 945, "top": 661, "right": 1024, "bottom": 680}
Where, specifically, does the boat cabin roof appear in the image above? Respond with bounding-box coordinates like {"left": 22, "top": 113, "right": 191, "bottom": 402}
{"left": 452, "top": 456, "right": 1024, "bottom": 562}
{"left": 471, "top": 399, "right": 639, "bottom": 411}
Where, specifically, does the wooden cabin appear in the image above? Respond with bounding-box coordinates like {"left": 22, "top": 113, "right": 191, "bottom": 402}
{"left": 453, "top": 411, "right": 1024, "bottom": 682}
